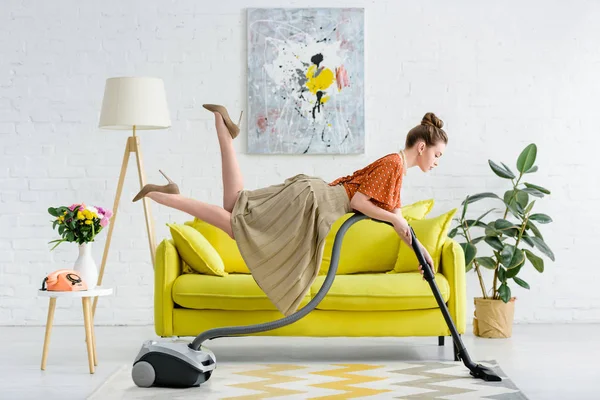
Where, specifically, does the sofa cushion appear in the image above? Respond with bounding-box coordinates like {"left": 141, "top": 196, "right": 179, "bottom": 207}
{"left": 393, "top": 208, "right": 457, "bottom": 274}
{"left": 318, "top": 199, "right": 435, "bottom": 275}
{"left": 310, "top": 272, "right": 450, "bottom": 311}
{"left": 167, "top": 223, "right": 227, "bottom": 276}
{"left": 172, "top": 274, "right": 311, "bottom": 311}
{"left": 185, "top": 219, "right": 250, "bottom": 274}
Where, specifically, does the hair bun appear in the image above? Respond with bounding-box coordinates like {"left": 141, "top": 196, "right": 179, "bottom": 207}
{"left": 421, "top": 112, "right": 444, "bottom": 129}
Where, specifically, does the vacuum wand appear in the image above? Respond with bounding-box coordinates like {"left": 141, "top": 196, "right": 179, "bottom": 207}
{"left": 369, "top": 217, "right": 501, "bottom": 382}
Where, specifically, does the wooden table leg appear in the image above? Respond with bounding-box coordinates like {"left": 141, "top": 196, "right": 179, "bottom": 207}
{"left": 82, "top": 298, "right": 95, "bottom": 374}
{"left": 41, "top": 297, "right": 56, "bottom": 370}
{"left": 88, "top": 300, "right": 97, "bottom": 366}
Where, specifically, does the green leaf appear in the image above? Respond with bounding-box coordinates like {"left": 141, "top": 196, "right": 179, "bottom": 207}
{"left": 498, "top": 266, "right": 507, "bottom": 283}
{"left": 448, "top": 227, "right": 458, "bottom": 238}
{"left": 471, "top": 236, "right": 486, "bottom": 244}
{"left": 517, "top": 143, "right": 537, "bottom": 173}
{"left": 521, "top": 188, "right": 545, "bottom": 198}
{"left": 501, "top": 162, "right": 516, "bottom": 178}
{"left": 49, "top": 238, "right": 66, "bottom": 251}
{"left": 524, "top": 200, "right": 536, "bottom": 215}
{"left": 525, "top": 165, "right": 538, "bottom": 174}
{"left": 475, "top": 256, "right": 496, "bottom": 269}
{"left": 503, "top": 190, "right": 522, "bottom": 219}
{"left": 464, "top": 219, "right": 488, "bottom": 228}
{"left": 460, "top": 242, "right": 477, "bottom": 266}
{"left": 521, "top": 234, "right": 534, "bottom": 247}
{"left": 498, "top": 283, "right": 512, "bottom": 303}
{"left": 516, "top": 191, "right": 529, "bottom": 209}
{"left": 524, "top": 182, "right": 550, "bottom": 194}
{"left": 475, "top": 208, "right": 497, "bottom": 224}
{"left": 506, "top": 264, "right": 522, "bottom": 279}
{"left": 484, "top": 221, "right": 502, "bottom": 237}
{"left": 461, "top": 192, "right": 502, "bottom": 205}
{"left": 529, "top": 213, "right": 552, "bottom": 224}
{"left": 460, "top": 195, "right": 469, "bottom": 220}
{"left": 508, "top": 248, "right": 525, "bottom": 269}
{"left": 524, "top": 249, "right": 544, "bottom": 272}
{"left": 513, "top": 276, "right": 530, "bottom": 289}
{"left": 485, "top": 236, "right": 504, "bottom": 251}
{"left": 466, "top": 261, "right": 474, "bottom": 273}
{"left": 500, "top": 244, "right": 515, "bottom": 267}
{"left": 495, "top": 219, "right": 517, "bottom": 230}
{"left": 494, "top": 218, "right": 519, "bottom": 237}
{"left": 530, "top": 237, "right": 555, "bottom": 261}
{"left": 48, "top": 207, "right": 59, "bottom": 217}
{"left": 526, "top": 220, "right": 544, "bottom": 239}
{"left": 489, "top": 159, "right": 515, "bottom": 179}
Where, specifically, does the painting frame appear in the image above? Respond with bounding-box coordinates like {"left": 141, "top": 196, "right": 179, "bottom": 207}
{"left": 247, "top": 7, "right": 365, "bottom": 155}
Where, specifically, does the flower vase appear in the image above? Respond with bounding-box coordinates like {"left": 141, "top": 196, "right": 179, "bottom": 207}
{"left": 73, "top": 242, "right": 98, "bottom": 290}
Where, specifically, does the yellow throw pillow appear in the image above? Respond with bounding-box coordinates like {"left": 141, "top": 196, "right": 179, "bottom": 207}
{"left": 319, "top": 199, "right": 436, "bottom": 275}
{"left": 185, "top": 219, "right": 250, "bottom": 274}
{"left": 398, "top": 199, "right": 436, "bottom": 220}
{"left": 392, "top": 208, "right": 457, "bottom": 274}
{"left": 167, "top": 223, "right": 227, "bottom": 277}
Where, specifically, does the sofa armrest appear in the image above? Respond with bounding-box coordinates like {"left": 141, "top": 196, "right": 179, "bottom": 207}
{"left": 439, "top": 237, "right": 466, "bottom": 333}
{"left": 154, "top": 239, "right": 182, "bottom": 337}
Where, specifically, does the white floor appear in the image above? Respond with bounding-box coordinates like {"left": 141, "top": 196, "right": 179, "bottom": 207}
{"left": 0, "top": 324, "right": 596, "bottom": 400}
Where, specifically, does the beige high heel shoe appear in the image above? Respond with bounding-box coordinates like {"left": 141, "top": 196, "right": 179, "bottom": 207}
{"left": 202, "top": 104, "right": 243, "bottom": 139}
{"left": 132, "top": 170, "right": 180, "bottom": 202}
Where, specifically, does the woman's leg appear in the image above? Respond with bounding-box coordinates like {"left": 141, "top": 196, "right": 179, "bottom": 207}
{"left": 147, "top": 192, "right": 234, "bottom": 239}
{"left": 213, "top": 112, "right": 244, "bottom": 213}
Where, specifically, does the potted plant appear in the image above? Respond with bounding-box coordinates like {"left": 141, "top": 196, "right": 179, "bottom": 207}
{"left": 48, "top": 203, "right": 113, "bottom": 289}
{"left": 449, "top": 144, "right": 555, "bottom": 338}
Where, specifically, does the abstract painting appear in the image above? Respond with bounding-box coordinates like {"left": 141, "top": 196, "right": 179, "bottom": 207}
{"left": 247, "top": 8, "right": 365, "bottom": 154}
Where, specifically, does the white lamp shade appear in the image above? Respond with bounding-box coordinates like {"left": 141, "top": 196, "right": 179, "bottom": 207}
{"left": 99, "top": 77, "right": 171, "bottom": 130}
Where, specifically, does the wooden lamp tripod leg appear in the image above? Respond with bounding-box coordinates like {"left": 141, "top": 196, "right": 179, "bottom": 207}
{"left": 92, "top": 136, "right": 132, "bottom": 317}
{"left": 132, "top": 136, "right": 157, "bottom": 268}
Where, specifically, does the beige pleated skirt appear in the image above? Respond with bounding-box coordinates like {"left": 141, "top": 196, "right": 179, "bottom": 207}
{"left": 230, "top": 174, "right": 352, "bottom": 316}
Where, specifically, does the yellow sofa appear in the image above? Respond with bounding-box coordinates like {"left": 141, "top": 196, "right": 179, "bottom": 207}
{"left": 154, "top": 200, "right": 466, "bottom": 354}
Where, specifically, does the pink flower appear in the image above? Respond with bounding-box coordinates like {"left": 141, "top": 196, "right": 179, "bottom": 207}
{"left": 95, "top": 206, "right": 113, "bottom": 219}
{"left": 100, "top": 217, "right": 109, "bottom": 227}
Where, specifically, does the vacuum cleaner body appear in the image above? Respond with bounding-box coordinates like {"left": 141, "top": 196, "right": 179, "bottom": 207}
{"left": 132, "top": 340, "right": 216, "bottom": 388}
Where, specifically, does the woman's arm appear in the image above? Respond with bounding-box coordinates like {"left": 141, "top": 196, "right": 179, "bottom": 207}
{"left": 350, "top": 191, "right": 399, "bottom": 226}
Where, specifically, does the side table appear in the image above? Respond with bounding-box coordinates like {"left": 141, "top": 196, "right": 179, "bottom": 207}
{"left": 38, "top": 286, "right": 113, "bottom": 374}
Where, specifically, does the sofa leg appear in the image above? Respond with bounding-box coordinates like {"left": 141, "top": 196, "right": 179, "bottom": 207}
{"left": 438, "top": 336, "right": 444, "bottom": 346}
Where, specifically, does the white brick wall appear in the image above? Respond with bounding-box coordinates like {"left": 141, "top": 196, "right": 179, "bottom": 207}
{"left": 1, "top": 0, "right": 599, "bottom": 326}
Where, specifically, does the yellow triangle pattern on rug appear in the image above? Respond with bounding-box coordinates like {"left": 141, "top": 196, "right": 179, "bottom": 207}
{"left": 229, "top": 363, "right": 390, "bottom": 399}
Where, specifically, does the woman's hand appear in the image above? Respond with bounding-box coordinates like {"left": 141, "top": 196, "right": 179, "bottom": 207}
{"left": 393, "top": 216, "right": 412, "bottom": 246}
{"left": 418, "top": 243, "right": 434, "bottom": 280}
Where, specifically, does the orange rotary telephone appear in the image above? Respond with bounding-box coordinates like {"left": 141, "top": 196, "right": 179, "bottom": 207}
{"left": 41, "top": 269, "right": 88, "bottom": 291}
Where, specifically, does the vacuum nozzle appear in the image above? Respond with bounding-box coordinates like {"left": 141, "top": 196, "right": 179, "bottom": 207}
{"left": 469, "top": 363, "right": 502, "bottom": 382}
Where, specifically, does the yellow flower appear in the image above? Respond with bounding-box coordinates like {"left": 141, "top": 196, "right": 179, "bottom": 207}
{"left": 77, "top": 211, "right": 85, "bottom": 220}
{"left": 84, "top": 220, "right": 92, "bottom": 225}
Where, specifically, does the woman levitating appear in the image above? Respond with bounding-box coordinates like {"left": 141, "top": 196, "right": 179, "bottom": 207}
{"left": 133, "top": 105, "right": 448, "bottom": 316}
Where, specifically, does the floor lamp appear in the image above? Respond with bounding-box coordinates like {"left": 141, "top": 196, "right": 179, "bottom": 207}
{"left": 93, "top": 77, "right": 171, "bottom": 316}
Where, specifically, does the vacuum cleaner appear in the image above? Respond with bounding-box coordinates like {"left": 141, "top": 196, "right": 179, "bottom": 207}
{"left": 132, "top": 212, "right": 501, "bottom": 388}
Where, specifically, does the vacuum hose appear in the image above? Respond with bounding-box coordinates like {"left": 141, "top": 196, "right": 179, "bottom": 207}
{"left": 188, "top": 211, "right": 502, "bottom": 382}
{"left": 190, "top": 212, "right": 368, "bottom": 350}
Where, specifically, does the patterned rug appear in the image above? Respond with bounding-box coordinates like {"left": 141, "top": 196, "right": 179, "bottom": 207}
{"left": 88, "top": 360, "right": 527, "bottom": 399}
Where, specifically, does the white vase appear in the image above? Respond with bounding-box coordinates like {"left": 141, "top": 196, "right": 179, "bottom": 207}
{"left": 73, "top": 242, "right": 98, "bottom": 290}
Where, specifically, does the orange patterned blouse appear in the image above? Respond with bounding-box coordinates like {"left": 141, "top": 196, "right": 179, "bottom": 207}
{"left": 329, "top": 153, "right": 405, "bottom": 212}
